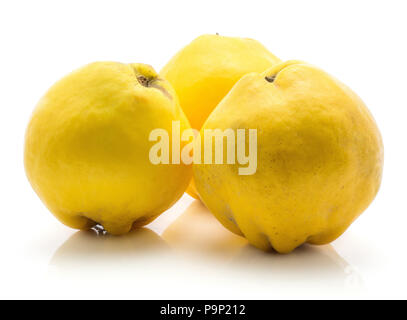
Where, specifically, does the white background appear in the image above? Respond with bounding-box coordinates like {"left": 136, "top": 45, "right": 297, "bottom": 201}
{"left": 0, "top": 0, "right": 406, "bottom": 299}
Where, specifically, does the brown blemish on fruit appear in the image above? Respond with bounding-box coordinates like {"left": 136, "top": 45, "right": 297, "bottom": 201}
{"left": 137, "top": 75, "right": 150, "bottom": 87}
{"left": 265, "top": 75, "right": 276, "bottom": 83}
{"left": 137, "top": 76, "right": 172, "bottom": 100}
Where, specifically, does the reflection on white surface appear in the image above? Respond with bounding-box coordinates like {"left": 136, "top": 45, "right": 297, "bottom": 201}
{"left": 48, "top": 198, "right": 363, "bottom": 298}
{"left": 163, "top": 200, "right": 363, "bottom": 294}
{"left": 50, "top": 227, "right": 169, "bottom": 269}
{"left": 232, "top": 242, "right": 363, "bottom": 290}
{"left": 162, "top": 200, "right": 248, "bottom": 258}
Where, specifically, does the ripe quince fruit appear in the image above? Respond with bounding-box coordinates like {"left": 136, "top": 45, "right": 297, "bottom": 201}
{"left": 161, "top": 34, "right": 281, "bottom": 198}
{"left": 193, "top": 61, "right": 384, "bottom": 253}
{"left": 25, "top": 62, "right": 191, "bottom": 235}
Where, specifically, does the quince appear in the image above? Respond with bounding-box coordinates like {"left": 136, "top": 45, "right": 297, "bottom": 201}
{"left": 161, "top": 34, "right": 281, "bottom": 198}
{"left": 193, "top": 61, "right": 383, "bottom": 253}
{"left": 25, "top": 62, "right": 191, "bottom": 234}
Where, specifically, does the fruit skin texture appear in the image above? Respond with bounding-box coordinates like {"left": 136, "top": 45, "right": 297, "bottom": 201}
{"left": 25, "top": 62, "right": 191, "bottom": 235}
{"left": 160, "top": 34, "right": 281, "bottom": 198}
{"left": 193, "top": 61, "right": 384, "bottom": 253}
